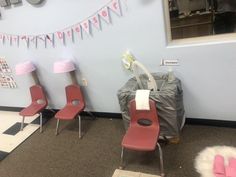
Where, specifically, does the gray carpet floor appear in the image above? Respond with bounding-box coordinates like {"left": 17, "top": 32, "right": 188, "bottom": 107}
{"left": 0, "top": 117, "right": 236, "bottom": 177}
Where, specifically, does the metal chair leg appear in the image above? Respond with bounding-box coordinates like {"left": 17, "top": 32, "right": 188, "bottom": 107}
{"left": 119, "top": 147, "right": 124, "bottom": 169}
{"left": 157, "top": 143, "right": 165, "bottom": 177}
{"left": 78, "top": 115, "right": 81, "bottom": 139}
{"left": 21, "top": 116, "right": 25, "bottom": 131}
{"left": 39, "top": 113, "right": 43, "bottom": 133}
{"left": 55, "top": 119, "right": 60, "bottom": 135}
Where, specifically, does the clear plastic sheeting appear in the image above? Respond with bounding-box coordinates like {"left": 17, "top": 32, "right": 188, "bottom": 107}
{"left": 117, "top": 73, "right": 185, "bottom": 138}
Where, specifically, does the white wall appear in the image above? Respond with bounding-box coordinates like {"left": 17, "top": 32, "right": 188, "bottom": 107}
{"left": 0, "top": 0, "right": 236, "bottom": 121}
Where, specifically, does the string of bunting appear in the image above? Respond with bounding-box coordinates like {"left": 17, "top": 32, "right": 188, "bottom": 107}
{"left": 0, "top": 0, "right": 123, "bottom": 48}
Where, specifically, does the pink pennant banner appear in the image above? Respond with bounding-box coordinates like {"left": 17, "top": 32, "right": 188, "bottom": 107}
{"left": 90, "top": 14, "right": 101, "bottom": 30}
{"left": 81, "top": 20, "right": 90, "bottom": 35}
{"left": 0, "top": 34, "right": 4, "bottom": 44}
{"left": 56, "top": 31, "right": 64, "bottom": 40}
{"left": 109, "top": 0, "right": 122, "bottom": 16}
{"left": 29, "top": 36, "right": 36, "bottom": 43}
{"left": 28, "top": 36, "right": 37, "bottom": 48}
{"left": 37, "top": 35, "right": 46, "bottom": 42}
{"left": 56, "top": 31, "right": 65, "bottom": 45}
{"left": 0, "top": 0, "right": 126, "bottom": 48}
{"left": 4, "top": 35, "right": 12, "bottom": 45}
{"left": 73, "top": 24, "right": 82, "bottom": 39}
{"left": 36, "top": 35, "right": 46, "bottom": 48}
{"left": 99, "top": 7, "right": 110, "bottom": 24}
{"left": 45, "top": 34, "right": 54, "bottom": 47}
{"left": 64, "top": 28, "right": 73, "bottom": 43}
{"left": 20, "top": 35, "right": 29, "bottom": 47}
{"left": 11, "top": 35, "right": 19, "bottom": 46}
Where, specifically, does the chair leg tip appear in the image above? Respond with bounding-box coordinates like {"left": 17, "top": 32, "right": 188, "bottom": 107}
{"left": 79, "top": 133, "right": 83, "bottom": 139}
{"left": 161, "top": 173, "right": 165, "bottom": 177}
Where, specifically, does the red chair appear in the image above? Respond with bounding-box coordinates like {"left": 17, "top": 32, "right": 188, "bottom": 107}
{"left": 55, "top": 84, "right": 85, "bottom": 138}
{"left": 120, "top": 99, "right": 164, "bottom": 177}
{"left": 19, "top": 85, "right": 48, "bottom": 133}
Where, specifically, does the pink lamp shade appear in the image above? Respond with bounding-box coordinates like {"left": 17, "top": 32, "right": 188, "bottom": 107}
{"left": 15, "top": 61, "right": 36, "bottom": 75}
{"left": 53, "top": 60, "right": 76, "bottom": 73}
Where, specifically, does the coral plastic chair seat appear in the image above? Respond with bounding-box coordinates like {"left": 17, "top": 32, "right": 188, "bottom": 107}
{"left": 55, "top": 103, "right": 84, "bottom": 120}
{"left": 20, "top": 101, "right": 46, "bottom": 116}
{"left": 122, "top": 126, "right": 159, "bottom": 151}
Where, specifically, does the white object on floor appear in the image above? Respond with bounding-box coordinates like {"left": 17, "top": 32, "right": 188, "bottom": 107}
{"left": 0, "top": 111, "right": 39, "bottom": 154}
{"left": 194, "top": 146, "right": 236, "bottom": 177}
{"left": 135, "top": 90, "right": 150, "bottom": 110}
{"left": 112, "top": 169, "right": 160, "bottom": 177}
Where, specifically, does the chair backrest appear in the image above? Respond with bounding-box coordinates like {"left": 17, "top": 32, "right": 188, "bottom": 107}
{"left": 30, "top": 85, "right": 48, "bottom": 106}
{"left": 65, "top": 84, "right": 85, "bottom": 108}
{"left": 129, "top": 99, "right": 159, "bottom": 130}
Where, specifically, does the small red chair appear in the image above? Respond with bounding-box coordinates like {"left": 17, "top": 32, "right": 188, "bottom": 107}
{"left": 120, "top": 99, "right": 164, "bottom": 177}
{"left": 20, "top": 85, "right": 48, "bottom": 133}
{"left": 55, "top": 84, "right": 85, "bottom": 138}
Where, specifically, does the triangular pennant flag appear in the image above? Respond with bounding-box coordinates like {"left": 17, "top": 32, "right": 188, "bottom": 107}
{"left": 20, "top": 35, "right": 29, "bottom": 47}
{"left": 37, "top": 35, "right": 46, "bottom": 42}
{"left": 11, "top": 35, "right": 19, "bottom": 46}
{"left": 36, "top": 35, "right": 46, "bottom": 48}
{"left": 64, "top": 28, "right": 73, "bottom": 43}
{"left": 89, "top": 14, "right": 101, "bottom": 30}
{"left": 0, "top": 34, "right": 4, "bottom": 44}
{"left": 28, "top": 36, "right": 36, "bottom": 48}
{"left": 4, "top": 35, "right": 12, "bottom": 45}
{"left": 56, "top": 31, "right": 65, "bottom": 45}
{"left": 109, "top": 0, "right": 122, "bottom": 16}
{"left": 98, "top": 7, "right": 110, "bottom": 24}
{"left": 73, "top": 24, "right": 82, "bottom": 39}
{"left": 81, "top": 20, "right": 90, "bottom": 35}
{"left": 45, "top": 33, "right": 54, "bottom": 47}
{"left": 29, "top": 36, "right": 36, "bottom": 43}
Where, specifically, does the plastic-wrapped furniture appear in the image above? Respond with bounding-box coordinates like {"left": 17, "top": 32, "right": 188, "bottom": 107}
{"left": 120, "top": 99, "right": 164, "bottom": 177}
{"left": 19, "top": 85, "right": 48, "bottom": 133}
{"left": 55, "top": 84, "right": 85, "bottom": 138}
{"left": 117, "top": 73, "right": 185, "bottom": 140}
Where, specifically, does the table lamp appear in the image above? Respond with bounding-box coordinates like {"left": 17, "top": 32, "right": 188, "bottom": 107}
{"left": 53, "top": 59, "right": 77, "bottom": 84}
{"left": 15, "top": 61, "right": 36, "bottom": 75}
{"left": 15, "top": 60, "right": 40, "bottom": 84}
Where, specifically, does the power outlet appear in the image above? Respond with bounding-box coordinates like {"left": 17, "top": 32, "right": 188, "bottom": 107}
{"left": 161, "top": 59, "right": 179, "bottom": 66}
{"left": 82, "top": 78, "right": 88, "bottom": 86}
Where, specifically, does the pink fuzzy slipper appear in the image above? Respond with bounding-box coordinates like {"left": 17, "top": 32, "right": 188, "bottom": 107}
{"left": 225, "top": 158, "right": 236, "bottom": 177}
{"left": 213, "top": 155, "right": 225, "bottom": 177}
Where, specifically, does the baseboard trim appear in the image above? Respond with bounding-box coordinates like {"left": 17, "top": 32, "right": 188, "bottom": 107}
{"left": 80, "top": 111, "right": 122, "bottom": 119}
{"left": 185, "top": 118, "right": 236, "bottom": 128}
{"left": 0, "top": 106, "right": 235, "bottom": 128}
{"left": 0, "top": 106, "right": 22, "bottom": 112}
